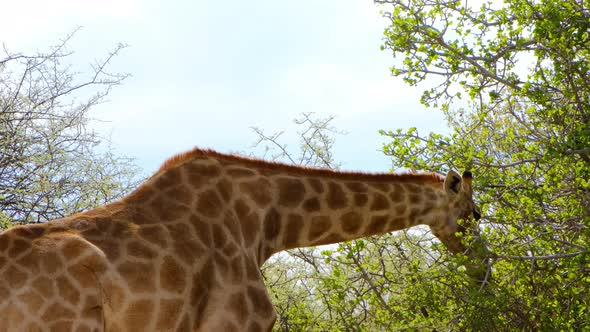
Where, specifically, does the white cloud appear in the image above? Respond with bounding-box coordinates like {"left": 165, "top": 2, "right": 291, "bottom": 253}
{"left": 279, "top": 62, "right": 422, "bottom": 115}
{"left": 1, "top": 0, "right": 143, "bottom": 47}
{"left": 4, "top": 0, "right": 450, "bottom": 174}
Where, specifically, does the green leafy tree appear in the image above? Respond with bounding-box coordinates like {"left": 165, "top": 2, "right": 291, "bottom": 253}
{"left": 258, "top": 0, "right": 589, "bottom": 330}
{"left": 377, "top": 0, "right": 590, "bottom": 329}
{"left": 1, "top": 31, "right": 140, "bottom": 228}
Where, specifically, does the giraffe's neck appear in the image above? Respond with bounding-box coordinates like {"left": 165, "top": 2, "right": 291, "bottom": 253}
{"left": 267, "top": 173, "right": 448, "bottom": 254}
{"left": 124, "top": 149, "right": 449, "bottom": 265}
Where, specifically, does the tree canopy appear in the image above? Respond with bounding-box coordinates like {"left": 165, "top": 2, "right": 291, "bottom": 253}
{"left": 377, "top": 0, "right": 589, "bottom": 328}
{"left": 0, "top": 31, "right": 140, "bottom": 228}
{"left": 264, "top": 0, "right": 589, "bottom": 330}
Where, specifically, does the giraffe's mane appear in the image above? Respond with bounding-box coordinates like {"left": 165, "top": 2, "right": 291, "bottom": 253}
{"left": 157, "top": 148, "right": 444, "bottom": 184}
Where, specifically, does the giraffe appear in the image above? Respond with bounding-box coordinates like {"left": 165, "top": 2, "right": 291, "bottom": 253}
{"left": 0, "top": 148, "right": 482, "bottom": 331}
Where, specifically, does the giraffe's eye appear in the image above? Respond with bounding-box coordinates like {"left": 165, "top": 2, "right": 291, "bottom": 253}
{"left": 473, "top": 209, "right": 481, "bottom": 221}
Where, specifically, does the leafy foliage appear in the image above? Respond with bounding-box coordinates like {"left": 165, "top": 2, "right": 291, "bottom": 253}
{"left": 261, "top": 0, "right": 589, "bottom": 330}
{"left": 0, "top": 31, "right": 140, "bottom": 227}
{"left": 377, "top": 0, "right": 590, "bottom": 329}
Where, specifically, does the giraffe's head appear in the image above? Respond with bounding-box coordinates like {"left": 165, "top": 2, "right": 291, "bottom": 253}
{"left": 430, "top": 170, "right": 482, "bottom": 255}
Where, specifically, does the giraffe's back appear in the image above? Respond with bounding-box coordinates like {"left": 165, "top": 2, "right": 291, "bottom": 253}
{"left": 0, "top": 222, "right": 107, "bottom": 332}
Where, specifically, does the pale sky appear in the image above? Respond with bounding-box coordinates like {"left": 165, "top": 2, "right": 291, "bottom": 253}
{"left": 3, "top": 0, "right": 447, "bottom": 175}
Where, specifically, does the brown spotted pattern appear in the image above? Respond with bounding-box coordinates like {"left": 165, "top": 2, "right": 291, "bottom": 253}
{"left": 0, "top": 148, "right": 480, "bottom": 331}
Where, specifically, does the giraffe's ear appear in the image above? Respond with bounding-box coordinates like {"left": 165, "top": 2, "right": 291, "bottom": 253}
{"left": 462, "top": 170, "right": 474, "bottom": 196}
{"left": 444, "top": 170, "right": 463, "bottom": 196}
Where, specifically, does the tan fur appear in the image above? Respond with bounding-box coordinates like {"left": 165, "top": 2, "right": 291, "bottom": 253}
{"left": 0, "top": 148, "right": 479, "bottom": 331}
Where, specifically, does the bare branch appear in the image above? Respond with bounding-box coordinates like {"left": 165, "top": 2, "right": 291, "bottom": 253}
{"left": 495, "top": 251, "right": 587, "bottom": 261}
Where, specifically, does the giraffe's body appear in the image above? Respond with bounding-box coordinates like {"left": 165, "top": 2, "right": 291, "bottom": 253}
{"left": 0, "top": 148, "right": 481, "bottom": 331}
